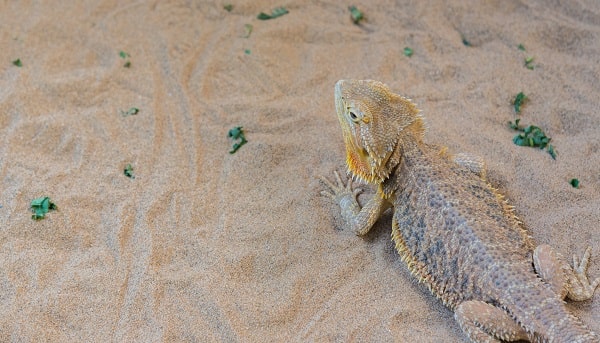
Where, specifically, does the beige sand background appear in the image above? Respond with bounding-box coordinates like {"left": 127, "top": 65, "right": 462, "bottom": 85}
{"left": 1, "top": 0, "right": 599, "bottom": 342}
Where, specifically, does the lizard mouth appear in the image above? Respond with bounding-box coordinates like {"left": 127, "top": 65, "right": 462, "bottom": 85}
{"left": 345, "top": 138, "right": 391, "bottom": 184}
{"left": 346, "top": 145, "right": 371, "bottom": 182}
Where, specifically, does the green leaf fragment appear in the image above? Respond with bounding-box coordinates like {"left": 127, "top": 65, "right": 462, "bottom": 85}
{"left": 513, "top": 92, "right": 527, "bottom": 113}
{"left": 257, "top": 13, "right": 270, "bottom": 20}
{"left": 244, "top": 49, "right": 251, "bottom": 55}
{"left": 517, "top": 45, "right": 534, "bottom": 69}
{"left": 119, "top": 51, "right": 131, "bottom": 67}
{"left": 243, "top": 24, "right": 253, "bottom": 38}
{"left": 228, "top": 126, "right": 243, "bottom": 139}
{"left": 121, "top": 107, "right": 139, "bottom": 116}
{"left": 271, "top": 7, "right": 289, "bottom": 17}
{"left": 228, "top": 126, "right": 247, "bottom": 154}
{"left": 230, "top": 138, "right": 247, "bottom": 154}
{"left": 124, "top": 164, "right": 135, "bottom": 178}
{"left": 31, "top": 196, "right": 57, "bottom": 220}
{"left": 257, "top": 7, "right": 288, "bottom": 20}
{"left": 509, "top": 120, "right": 556, "bottom": 159}
{"left": 547, "top": 144, "right": 556, "bottom": 159}
{"left": 348, "top": 6, "right": 364, "bottom": 24}
{"left": 512, "top": 125, "right": 549, "bottom": 147}
{"left": 525, "top": 56, "right": 534, "bottom": 70}
{"left": 508, "top": 118, "right": 521, "bottom": 130}
{"left": 403, "top": 47, "right": 413, "bottom": 57}
{"left": 569, "top": 178, "right": 579, "bottom": 188}
{"left": 12, "top": 58, "right": 22, "bottom": 67}
{"left": 462, "top": 36, "right": 471, "bottom": 46}
{"left": 224, "top": 4, "right": 233, "bottom": 12}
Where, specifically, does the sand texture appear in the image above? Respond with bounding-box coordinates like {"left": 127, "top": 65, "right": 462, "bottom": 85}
{"left": 1, "top": 0, "right": 599, "bottom": 341}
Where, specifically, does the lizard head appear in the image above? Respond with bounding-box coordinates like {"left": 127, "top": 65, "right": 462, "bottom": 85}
{"left": 334, "top": 79, "right": 423, "bottom": 184}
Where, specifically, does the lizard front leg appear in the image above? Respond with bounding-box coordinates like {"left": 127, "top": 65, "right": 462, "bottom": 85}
{"left": 534, "top": 245, "right": 600, "bottom": 301}
{"left": 320, "top": 170, "right": 391, "bottom": 236}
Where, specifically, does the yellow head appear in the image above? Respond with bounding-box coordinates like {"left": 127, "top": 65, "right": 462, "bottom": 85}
{"left": 334, "top": 80, "right": 423, "bottom": 184}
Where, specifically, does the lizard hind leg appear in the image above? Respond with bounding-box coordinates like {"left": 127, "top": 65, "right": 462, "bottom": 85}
{"left": 569, "top": 246, "right": 600, "bottom": 301}
{"left": 455, "top": 300, "right": 529, "bottom": 343}
{"left": 533, "top": 244, "right": 600, "bottom": 301}
{"left": 533, "top": 244, "right": 571, "bottom": 299}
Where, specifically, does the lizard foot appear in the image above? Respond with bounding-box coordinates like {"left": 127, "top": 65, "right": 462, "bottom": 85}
{"left": 319, "top": 170, "right": 389, "bottom": 236}
{"left": 319, "top": 170, "right": 362, "bottom": 204}
{"left": 568, "top": 247, "right": 600, "bottom": 301}
{"left": 534, "top": 245, "right": 600, "bottom": 301}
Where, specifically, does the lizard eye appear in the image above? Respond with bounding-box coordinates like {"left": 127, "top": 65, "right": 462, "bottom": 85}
{"left": 349, "top": 111, "right": 360, "bottom": 123}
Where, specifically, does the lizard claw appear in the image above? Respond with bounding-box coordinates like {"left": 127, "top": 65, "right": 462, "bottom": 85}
{"left": 568, "top": 247, "right": 600, "bottom": 301}
{"left": 319, "top": 170, "right": 361, "bottom": 202}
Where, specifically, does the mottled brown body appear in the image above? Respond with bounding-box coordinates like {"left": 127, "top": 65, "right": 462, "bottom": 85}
{"left": 321, "top": 80, "right": 599, "bottom": 342}
{"left": 387, "top": 139, "right": 533, "bottom": 309}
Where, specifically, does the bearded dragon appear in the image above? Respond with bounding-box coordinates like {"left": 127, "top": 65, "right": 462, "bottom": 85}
{"left": 320, "top": 80, "right": 599, "bottom": 342}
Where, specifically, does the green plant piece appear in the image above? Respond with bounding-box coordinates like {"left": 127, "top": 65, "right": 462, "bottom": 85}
{"left": 513, "top": 92, "right": 527, "bottom": 113}
{"left": 228, "top": 126, "right": 248, "bottom": 154}
{"left": 525, "top": 56, "right": 534, "bottom": 70}
{"left": 121, "top": 107, "right": 139, "bottom": 117}
{"left": 403, "top": 47, "right": 413, "bottom": 57}
{"left": 569, "top": 178, "right": 579, "bottom": 188}
{"left": 244, "top": 49, "right": 251, "bottom": 55}
{"left": 124, "top": 164, "right": 135, "bottom": 178}
{"left": 230, "top": 139, "right": 247, "bottom": 153}
{"left": 512, "top": 125, "right": 549, "bottom": 148}
{"left": 119, "top": 51, "right": 131, "bottom": 67}
{"left": 224, "top": 4, "right": 233, "bottom": 12}
{"left": 547, "top": 144, "right": 556, "bottom": 159}
{"left": 509, "top": 120, "right": 556, "bottom": 159}
{"left": 462, "top": 36, "right": 471, "bottom": 46}
{"left": 517, "top": 44, "right": 535, "bottom": 69}
{"left": 31, "top": 197, "right": 57, "bottom": 220}
{"left": 243, "top": 24, "right": 253, "bottom": 38}
{"left": 348, "top": 6, "right": 364, "bottom": 24}
{"left": 508, "top": 118, "right": 521, "bottom": 130}
{"left": 257, "top": 7, "right": 288, "bottom": 20}
{"left": 229, "top": 126, "right": 243, "bottom": 139}
{"left": 12, "top": 58, "right": 22, "bottom": 67}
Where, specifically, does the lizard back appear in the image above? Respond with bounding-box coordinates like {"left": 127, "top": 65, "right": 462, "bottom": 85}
{"left": 385, "top": 139, "right": 535, "bottom": 308}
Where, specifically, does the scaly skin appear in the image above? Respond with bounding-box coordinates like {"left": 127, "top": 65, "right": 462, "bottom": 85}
{"left": 321, "top": 80, "right": 599, "bottom": 342}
